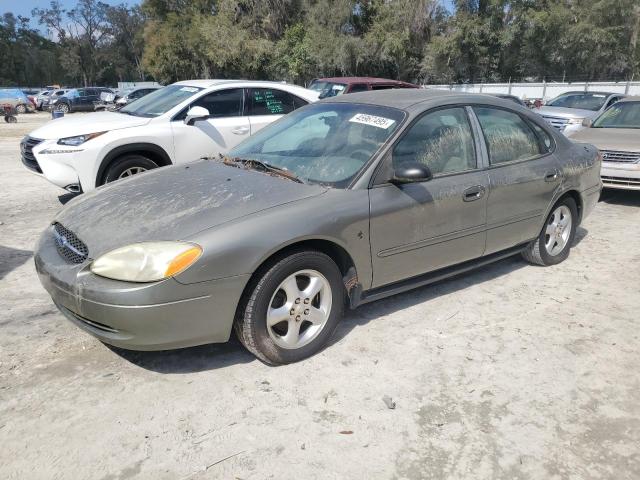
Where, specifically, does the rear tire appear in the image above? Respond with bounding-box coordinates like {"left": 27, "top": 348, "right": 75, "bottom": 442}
{"left": 103, "top": 154, "right": 159, "bottom": 184}
{"left": 522, "top": 197, "right": 577, "bottom": 266}
{"left": 235, "top": 250, "right": 345, "bottom": 365}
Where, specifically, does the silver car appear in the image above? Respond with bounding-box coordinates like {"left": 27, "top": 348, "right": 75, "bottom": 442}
{"left": 537, "top": 91, "right": 624, "bottom": 135}
{"left": 568, "top": 96, "right": 640, "bottom": 190}
{"left": 35, "top": 90, "right": 602, "bottom": 364}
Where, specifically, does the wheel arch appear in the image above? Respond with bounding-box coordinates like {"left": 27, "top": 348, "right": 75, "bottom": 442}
{"left": 96, "top": 143, "right": 173, "bottom": 186}
{"left": 557, "top": 189, "right": 583, "bottom": 224}
{"left": 239, "top": 238, "right": 359, "bottom": 307}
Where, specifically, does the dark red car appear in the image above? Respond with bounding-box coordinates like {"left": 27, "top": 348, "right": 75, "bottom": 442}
{"left": 308, "top": 77, "right": 420, "bottom": 98}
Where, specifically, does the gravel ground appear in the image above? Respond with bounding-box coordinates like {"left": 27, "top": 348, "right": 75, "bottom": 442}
{"left": 1, "top": 112, "right": 639, "bottom": 480}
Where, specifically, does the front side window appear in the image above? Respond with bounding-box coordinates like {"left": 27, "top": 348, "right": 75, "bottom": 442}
{"left": 230, "top": 103, "right": 405, "bottom": 187}
{"left": 592, "top": 102, "right": 640, "bottom": 129}
{"left": 393, "top": 107, "right": 476, "bottom": 175}
{"left": 122, "top": 84, "right": 203, "bottom": 118}
{"left": 474, "top": 107, "right": 541, "bottom": 164}
{"left": 247, "top": 88, "right": 303, "bottom": 116}
{"left": 193, "top": 88, "right": 243, "bottom": 118}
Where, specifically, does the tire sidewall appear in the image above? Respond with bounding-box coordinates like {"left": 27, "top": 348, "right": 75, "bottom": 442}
{"left": 103, "top": 154, "right": 159, "bottom": 184}
{"left": 537, "top": 197, "right": 578, "bottom": 265}
{"left": 249, "top": 252, "right": 344, "bottom": 364}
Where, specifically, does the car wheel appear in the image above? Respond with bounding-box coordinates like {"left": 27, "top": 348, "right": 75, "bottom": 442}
{"left": 235, "top": 250, "right": 345, "bottom": 365}
{"left": 15, "top": 104, "right": 26, "bottom": 114}
{"left": 522, "top": 197, "right": 577, "bottom": 266}
{"left": 56, "top": 103, "right": 70, "bottom": 113}
{"left": 103, "top": 154, "right": 159, "bottom": 184}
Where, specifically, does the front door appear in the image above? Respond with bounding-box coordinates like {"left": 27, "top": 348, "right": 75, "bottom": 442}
{"left": 369, "top": 106, "right": 489, "bottom": 288}
{"left": 471, "top": 106, "right": 561, "bottom": 254}
{"left": 170, "top": 88, "right": 250, "bottom": 163}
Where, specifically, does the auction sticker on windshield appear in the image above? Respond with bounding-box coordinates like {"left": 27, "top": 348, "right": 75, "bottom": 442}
{"left": 349, "top": 113, "right": 396, "bottom": 129}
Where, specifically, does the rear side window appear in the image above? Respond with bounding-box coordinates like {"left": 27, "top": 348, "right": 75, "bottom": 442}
{"left": 473, "top": 107, "right": 541, "bottom": 164}
{"left": 393, "top": 107, "right": 477, "bottom": 175}
{"left": 348, "top": 84, "right": 368, "bottom": 93}
{"left": 371, "top": 84, "right": 395, "bottom": 91}
{"left": 192, "top": 88, "right": 243, "bottom": 118}
{"left": 248, "top": 88, "right": 303, "bottom": 116}
{"left": 529, "top": 122, "right": 554, "bottom": 153}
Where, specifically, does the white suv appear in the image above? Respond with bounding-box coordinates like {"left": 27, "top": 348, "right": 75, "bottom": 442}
{"left": 21, "top": 80, "right": 319, "bottom": 193}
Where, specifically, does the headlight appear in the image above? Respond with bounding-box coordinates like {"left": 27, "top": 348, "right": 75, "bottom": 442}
{"left": 90, "top": 242, "right": 202, "bottom": 282}
{"left": 57, "top": 131, "right": 106, "bottom": 146}
{"left": 567, "top": 118, "right": 583, "bottom": 125}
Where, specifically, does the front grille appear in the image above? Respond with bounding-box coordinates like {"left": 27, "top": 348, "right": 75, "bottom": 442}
{"left": 542, "top": 116, "right": 569, "bottom": 131}
{"left": 52, "top": 222, "right": 89, "bottom": 264}
{"left": 602, "top": 176, "right": 640, "bottom": 188}
{"left": 20, "top": 136, "right": 43, "bottom": 173}
{"left": 600, "top": 150, "right": 640, "bottom": 164}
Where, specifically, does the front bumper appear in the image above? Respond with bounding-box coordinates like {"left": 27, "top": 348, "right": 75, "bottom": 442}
{"left": 35, "top": 228, "right": 250, "bottom": 351}
{"left": 601, "top": 161, "right": 640, "bottom": 191}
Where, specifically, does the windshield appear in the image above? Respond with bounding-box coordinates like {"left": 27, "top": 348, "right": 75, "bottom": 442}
{"left": 229, "top": 103, "right": 404, "bottom": 187}
{"left": 546, "top": 93, "right": 609, "bottom": 111}
{"left": 593, "top": 102, "right": 640, "bottom": 129}
{"left": 120, "top": 84, "right": 203, "bottom": 117}
{"left": 308, "top": 81, "right": 347, "bottom": 99}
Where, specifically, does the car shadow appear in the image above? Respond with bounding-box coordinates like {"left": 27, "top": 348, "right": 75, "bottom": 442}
{"left": 107, "top": 337, "right": 255, "bottom": 374}
{"left": 599, "top": 189, "right": 640, "bottom": 207}
{"left": 0, "top": 245, "right": 33, "bottom": 280}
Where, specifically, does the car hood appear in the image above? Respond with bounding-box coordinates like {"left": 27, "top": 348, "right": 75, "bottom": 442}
{"left": 29, "top": 111, "right": 152, "bottom": 140}
{"left": 568, "top": 127, "right": 640, "bottom": 152}
{"left": 54, "top": 160, "right": 327, "bottom": 258}
{"left": 536, "top": 106, "right": 597, "bottom": 119}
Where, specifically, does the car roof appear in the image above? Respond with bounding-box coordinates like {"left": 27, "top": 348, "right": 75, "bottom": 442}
{"left": 173, "top": 79, "right": 302, "bottom": 88}
{"left": 555, "top": 91, "right": 619, "bottom": 96}
{"left": 313, "top": 76, "right": 416, "bottom": 85}
{"left": 617, "top": 96, "right": 640, "bottom": 103}
{"left": 319, "top": 88, "right": 523, "bottom": 111}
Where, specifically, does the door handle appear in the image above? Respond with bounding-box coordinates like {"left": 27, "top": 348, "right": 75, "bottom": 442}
{"left": 231, "top": 126, "right": 249, "bottom": 135}
{"left": 544, "top": 169, "right": 560, "bottom": 182}
{"left": 463, "top": 185, "right": 485, "bottom": 202}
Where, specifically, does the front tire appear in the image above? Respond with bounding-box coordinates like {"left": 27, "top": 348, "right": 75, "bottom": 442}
{"left": 235, "top": 250, "right": 345, "bottom": 365}
{"left": 522, "top": 197, "right": 577, "bottom": 266}
{"left": 15, "top": 104, "right": 26, "bottom": 114}
{"left": 56, "top": 103, "right": 70, "bottom": 113}
{"left": 103, "top": 154, "right": 159, "bottom": 184}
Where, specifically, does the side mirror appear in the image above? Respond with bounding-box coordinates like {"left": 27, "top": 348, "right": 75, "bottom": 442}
{"left": 390, "top": 162, "right": 432, "bottom": 184}
{"left": 184, "top": 106, "right": 210, "bottom": 126}
{"left": 582, "top": 118, "right": 593, "bottom": 128}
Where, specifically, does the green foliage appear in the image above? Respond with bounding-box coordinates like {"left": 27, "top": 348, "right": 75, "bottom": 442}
{"left": 2, "top": 0, "right": 640, "bottom": 86}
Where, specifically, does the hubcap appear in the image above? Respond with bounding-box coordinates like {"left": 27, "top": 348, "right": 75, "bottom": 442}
{"left": 118, "top": 166, "right": 147, "bottom": 179}
{"left": 544, "top": 205, "right": 572, "bottom": 256}
{"left": 267, "top": 269, "right": 332, "bottom": 349}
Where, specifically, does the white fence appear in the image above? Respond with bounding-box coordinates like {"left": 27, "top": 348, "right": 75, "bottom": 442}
{"left": 424, "top": 81, "right": 640, "bottom": 101}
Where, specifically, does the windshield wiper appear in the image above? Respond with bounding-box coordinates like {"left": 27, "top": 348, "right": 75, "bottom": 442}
{"left": 220, "top": 155, "right": 305, "bottom": 184}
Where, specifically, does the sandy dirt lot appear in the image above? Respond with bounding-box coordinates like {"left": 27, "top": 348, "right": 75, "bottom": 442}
{"left": 0, "top": 112, "right": 639, "bottom": 480}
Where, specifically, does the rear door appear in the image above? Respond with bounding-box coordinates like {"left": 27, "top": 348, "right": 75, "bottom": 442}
{"left": 369, "top": 106, "right": 490, "bottom": 287}
{"left": 246, "top": 87, "right": 308, "bottom": 134}
{"left": 170, "top": 88, "right": 250, "bottom": 163}
{"left": 472, "top": 106, "right": 560, "bottom": 254}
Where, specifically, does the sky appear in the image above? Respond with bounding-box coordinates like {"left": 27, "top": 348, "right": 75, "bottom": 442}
{"left": 1, "top": 0, "right": 140, "bottom": 23}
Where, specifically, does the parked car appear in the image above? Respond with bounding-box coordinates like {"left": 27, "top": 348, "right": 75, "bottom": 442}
{"left": 21, "top": 80, "right": 319, "bottom": 192}
{"left": 43, "top": 89, "right": 70, "bottom": 111}
{"left": 52, "top": 87, "right": 114, "bottom": 113}
{"left": 309, "top": 77, "right": 419, "bottom": 98}
{"left": 567, "top": 96, "right": 640, "bottom": 191}
{"left": 536, "top": 91, "right": 624, "bottom": 135}
{"left": 35, "top": 90, "right": 52, "bottom": 110}
{"left": 0, "top": 88, "right": 34, "bottom": 113}
{"left": 34, "top": 90, "right": 602, "bottom": 364}
{"left": 115, "top": 86, "right": 162, "bottom": 107}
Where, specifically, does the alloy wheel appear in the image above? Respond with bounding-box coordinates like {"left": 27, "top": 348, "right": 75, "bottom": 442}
{"left": 118, "top": 166, "right": 147, "bottom": 179}
{"left": 266, "top": 269, "right": 332, "bottom": 349}
{"left": 544, "top": 205, "right": 572, "bottom": 256}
